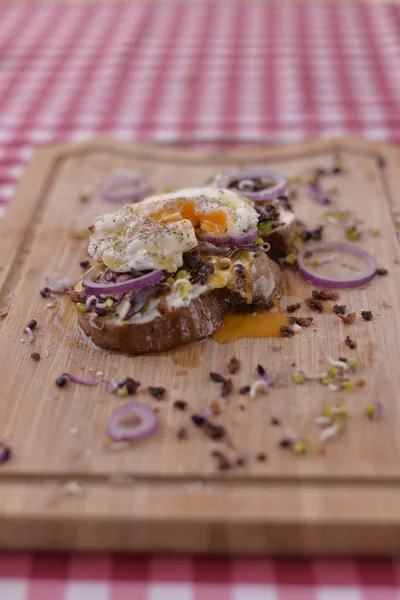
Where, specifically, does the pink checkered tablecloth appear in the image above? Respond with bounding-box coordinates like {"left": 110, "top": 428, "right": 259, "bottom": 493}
{"left": 2, "top": 554, "right": 400, "bottom": 599}
{"left": 1, "top": 0, "right": 400, "bottom": 597}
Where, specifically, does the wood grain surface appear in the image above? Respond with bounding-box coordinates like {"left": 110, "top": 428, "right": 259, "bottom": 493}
{"left": 0, "top": 138, "right": 399, "bottom": 554}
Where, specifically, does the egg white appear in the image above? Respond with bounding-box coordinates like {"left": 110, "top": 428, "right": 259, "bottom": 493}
{"left": 88, "top": 187, "right": 258, "bottom": 273}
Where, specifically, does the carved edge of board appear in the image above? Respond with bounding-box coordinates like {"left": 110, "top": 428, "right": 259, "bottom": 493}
{"left": 0, "top": 138, "right": 400, "bottom": 553}
{"left": 1, "top": 481, "right": 400, "bottom": 554}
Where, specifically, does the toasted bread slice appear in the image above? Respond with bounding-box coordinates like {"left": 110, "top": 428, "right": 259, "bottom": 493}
{"left": 76, "top": 252, "right": 282, "bottom": 355}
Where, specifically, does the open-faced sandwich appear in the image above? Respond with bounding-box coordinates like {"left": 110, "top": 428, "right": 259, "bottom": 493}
{"left": 70, "top": 187, "right": 283, "bottom": 354}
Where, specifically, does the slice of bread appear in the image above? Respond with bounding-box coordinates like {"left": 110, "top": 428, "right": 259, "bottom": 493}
{"left": 75, "top": 251, "right": 282, "bottom": 354}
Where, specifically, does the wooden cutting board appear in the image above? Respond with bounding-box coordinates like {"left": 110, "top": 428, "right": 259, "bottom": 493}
{"left": 0, "top": 138, "right": 400, "bottom": 555}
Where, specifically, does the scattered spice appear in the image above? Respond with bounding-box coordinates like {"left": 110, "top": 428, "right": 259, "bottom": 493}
{"left": 285, "top": 253, "right": 297, "bottom": 266}
{"left": 148, "top": 386, "right": 166, "bottom": 400}
{"left": 380, "top": 300, "right": 392, "bottom": 310}
{"left": 204, "top": 421, "right": 226, "bottom": 440}
{"left": 271, "top": 417, "right": 281, "bottom": 426}
{"left": 236, "top": 456, "right": 247, "bottom": 467}
{"left": 312, "top": 289, "right": 340, "bottom": 301}
{"left": 348, "top": 357, "right": 358, "bottom": 370}
{"left": 177, "top": 427, "right": 187, "bottom": 440}
{"left": 286, "top": 302, "right": 301, "bottom": 313}
{"left": 239, "top": 385, "right": 250, "bottom": 395}
{"left": 124, "top": 378, "right": 140, "bottom": 395}
{"left": 279, "top": 438, "right": 292, "bottom": 448}
{"left": 293, "top": 316, "right": 313, "bottom": 328}
{"left": 108, "top": 378, "right": 140, "bottom": 395}
{"left": 345, "top": 335, "right": 357, "bottom": 349}
{"left": 79, "top": 188, "right": 92, "bottom": 202}
{"left": 292, "top": 371, "right": 305, "bottom": 384}
{"left": 56, "top": 375, "right": 68, "bottom": 388}
{"left": 333, "top": 304, "right": 346, "bottom": 315}
{"left": 210, "top": 400, "right": 221, "bottom": 416}
{"left": 338, "top": 312, "right": 356, "bottom": 325}
{"left": 305, "top": 297, "right": 323, "bottom": 312}
{"left": 345, "top": 225, "right": 360, "bottom": 241}
{"left": 361, "top": 310, "right": 372, "bottom": 321}
{"left": 209, "top": 372, "right": 225, "bottom": 383}
{"left": 227, "top": 357, "right": 240, "bottom": 375}
{"left": 342, "top": 381, "right": 354, "bottom": 391}
{"left": 40, "top": 287, "right": 50, "bottom": 298}
{"left": 221, "top": 378, "right": 233, "bottom": 397}
{"left": 250, "top": 380, "right": 268, "bottom": 398}
{"left": 365, "top": 400, "right": 383, "bottom": 420}
{"left": 191, "top": 414, "right": 226, "bottom": 440}
{"left": 239, "top": 404, "right": 246, "bottom": 411}
{"left": 256, "top": 364, "right": 266, "bottom": 378}
{"left": 211, "top": 449, "right": 223, "bottom": 458}
{"left": 376, "top": 267, "right": 388, "bottom": 276}
{"left": 256, "top": 452, "right": 267, "bottom": 462}
{"left": 79, "top": 260, "right": 91, "bottom": 270}
{"left": 280, "top": 325, "right": 294, "bottom": 337}
{"left": 30, "top": 352, "right": 41, "bottom": 362}
{"left": 217, "top": 454, "right": 231, "bottom": 471}
{"left": 0, "top": 443, "right": 11, "bottom": 465}
{"left": 173, "top": 400, "right": 187, "bottom": 411}
{"left": 301, "top": 225, "right": 324, "bottom": 242}
{"left": 191, "top": 414, "right": 205, "bottom": 427}
{"left": 356, "top": 378, "right": 366, "bottom": 388}
{"left": 377, "top": 155, "right": 386, "bottom": 169}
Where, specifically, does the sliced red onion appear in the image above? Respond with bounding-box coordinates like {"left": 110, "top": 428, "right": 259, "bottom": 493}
{"left": 100, "top": 171, "right": 151, "bottom": 203}
{"left": 297, "top": 242, "right": 377, "bottom": 289}
{"left": 107, "top": 380, "right": 118, "bottom": 393}
{"left": 83, "top": 266, "right": 165, "bottom": 295}
{"left": 24, "top": 327, "right": 34, "bottom": 342}
{"left": 308, "top": 182, "right": 330, "bottom": 205}
{"left": 199, "top": 229, "right": 258, "bottom": 246}
{"left": 216, "top": 169, "right": 286, "bottom": 201}
{"left": 107, "top": 402, "right": 159, "bottom": 442}
{"left": 373, "top": 400, "right": 384, "bottom": 420}
{"left": 197, "top": 241, "right": 230, "bottom": 255}
{"left": 60, "top": 372, "right": 98, "bottom": 386}
{"left": 0, "top": 443, "right": 11, "bottom": 465}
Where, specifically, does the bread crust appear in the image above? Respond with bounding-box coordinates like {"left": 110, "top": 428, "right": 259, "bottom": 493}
{"left": 76, "top": 252, "right": 283, "bottom": 354}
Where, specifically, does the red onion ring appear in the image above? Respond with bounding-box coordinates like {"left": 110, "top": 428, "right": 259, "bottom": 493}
{"left": 216, "top": 169, "right": 286, "bottom": 202}
{"left": 198, "top": 229, "right": 258, "bottom": 246}
{"left": 107, "top": 402, "right": 159, "bottom": 442}
{"left": 83, "top": 266, "right": 165, "bottom": 295}
{"left": 297, "top": 241, "right": 377, "bottom": 289}
{"left": 100, "top": 171, "right": 151, "bottom": 203}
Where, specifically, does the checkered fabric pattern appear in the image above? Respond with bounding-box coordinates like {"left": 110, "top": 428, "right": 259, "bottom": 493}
{"left": 1, "top": 554, "right": 400, "bottom": 599}
{"left": 1, "top": 1, "right": 400, "bottom": 596}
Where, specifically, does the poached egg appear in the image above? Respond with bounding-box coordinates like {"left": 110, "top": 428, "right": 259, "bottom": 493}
{"left": 88, "top": 187, "right": 258, "bottom": 273}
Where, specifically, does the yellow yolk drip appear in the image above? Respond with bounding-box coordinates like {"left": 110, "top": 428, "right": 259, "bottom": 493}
{"left": 212, "top": 309, "right": 290, "bottom": 343}
{"left": 151, "top": 200, "right": 228, "bottom": 234}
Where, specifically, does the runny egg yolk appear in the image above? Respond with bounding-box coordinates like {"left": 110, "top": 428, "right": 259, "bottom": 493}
{"left": 151, "top": 200, "right": 228, "bottom": 234}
